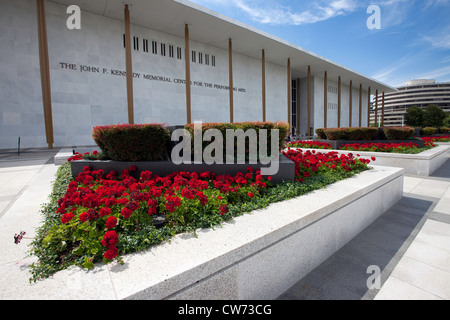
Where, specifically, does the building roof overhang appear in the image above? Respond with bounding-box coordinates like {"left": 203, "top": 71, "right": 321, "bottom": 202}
{"left": 48, "top": 0, "right": 397, "bottom": 93}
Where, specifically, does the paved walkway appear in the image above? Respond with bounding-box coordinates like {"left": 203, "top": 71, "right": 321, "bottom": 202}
{"left": 278, "top": 151, "right": 450, "bottom": 300}
{"left": 0, "top": 148, "right": 449, "bottom": 300}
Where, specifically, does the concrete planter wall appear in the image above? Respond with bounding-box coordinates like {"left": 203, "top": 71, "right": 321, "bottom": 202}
{"left": 68, "top": 153, "right": 295, "bottom": 183}
{"left": 298, "top": 145, "right": 449, "bottom": 176}
{"left": 20, "top": 165, "right": 403, "bottom": 299}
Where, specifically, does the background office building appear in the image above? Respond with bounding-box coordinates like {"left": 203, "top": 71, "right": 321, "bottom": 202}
{"left": 0, "top": 0, "right": 395, "bottom": 150}
{"left": 371, "top": 79, "right": 450, "bottom": 127}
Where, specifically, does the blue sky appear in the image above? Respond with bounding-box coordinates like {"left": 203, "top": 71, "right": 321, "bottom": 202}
{"left": 188, "top": 0, "right": 450, "bottom": 87}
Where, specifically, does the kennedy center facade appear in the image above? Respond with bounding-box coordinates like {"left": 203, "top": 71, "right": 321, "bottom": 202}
{"left": 0, "top": 0, "right": 395, "bottom": 150}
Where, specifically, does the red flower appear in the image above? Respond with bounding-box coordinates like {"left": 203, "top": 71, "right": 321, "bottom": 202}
{"left": 61, "top": 212, "right": 74, "bottom": 224}
{"left": 219, "top": 204, "right": 229, "bottom": 215}
{"left": 121, "top": 207, "right": 133, "bottom": 219}
{"left": 101, "top": 230, "right": 118, "bottom": 247}
{"left": 104, "top": 246, "right": 118, "bottom": 260}
{"left": 99, "top": 207, "right": 112, "bottom": 217}
{"left": 248, "top": 192, "right": 254, "bottom": 198}
{"left": 147, "top": 199, "right": 158, "bottom": 215}
{"left": 79, "top": 212, "right": 90, "bottom": 223}
{"left": 105, "top": 216, "right": 117, "bottom": 229}
{"left": 371, "top": 157, "right": 376, "bottom": 161}
{"left": 303, "top": 171, "right": 311, "bottom": 178}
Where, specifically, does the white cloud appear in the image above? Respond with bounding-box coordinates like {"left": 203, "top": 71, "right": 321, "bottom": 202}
{"left": 421, "top": 29, "right": 450, "bottom": 49}
{"left": 228, "top": 0, "right": 359, "bottom": 25}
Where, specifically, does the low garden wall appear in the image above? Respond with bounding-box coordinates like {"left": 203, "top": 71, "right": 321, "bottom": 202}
{"left": 297, "top": 145, "right": 449, "bottom": 176}
{"left": 69, "top": 153, "right": 295, "bottom": 183}
{"left": 23, "top": 165, "right": 403, "bottom": 299}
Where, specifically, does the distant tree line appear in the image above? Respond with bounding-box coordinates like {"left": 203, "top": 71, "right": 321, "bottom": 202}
{"left": 404, "top": 104, "right": 450, "bottom": 128}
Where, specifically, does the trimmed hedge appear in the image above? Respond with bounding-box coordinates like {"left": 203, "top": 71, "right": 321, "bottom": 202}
{"left": 439, "top": 127, "right": 450, "bottom": 134}
{"left": 322, "top": 127, "right": 378, "bottom": 141}
{"left": 315, "top": 128, "right": 327, "bottom": 139}
{"left": 383, "top": 127, "right": 415, "bottom": 140}
{"left": 422, "top": 127, "right": 437, "bottom": 135}
{"left": 184, "top": 121, "right": 289, "bottom": 160}
{"left": 92, "top": 124, "right": 171, "bottom": 161}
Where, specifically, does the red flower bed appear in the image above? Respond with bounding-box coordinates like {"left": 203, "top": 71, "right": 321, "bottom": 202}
{"left": 421, "top": 134, "right": 450, "bottom": 146}
{"left": 282, "top": 148, "right": 371, "bottom": 182}
{"left": 52, "top": 164, "right": 272, "bottom": 265}
{"left": 339, "top": 142, "right": 423, "bottom": 153}
{"left": 286, "top": 140, "right": 332, "bottom": 150}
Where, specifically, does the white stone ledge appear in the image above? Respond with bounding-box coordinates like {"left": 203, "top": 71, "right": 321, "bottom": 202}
{"left": 16, "top": 165, "right": 403, "bottom": 300}
{"left": 296, "top": 145, "right": 449, "bottom": 176}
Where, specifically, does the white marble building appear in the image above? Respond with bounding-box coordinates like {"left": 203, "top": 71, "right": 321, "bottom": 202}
{"left": 0, "top": 0, "right": 395, "bottom": 149}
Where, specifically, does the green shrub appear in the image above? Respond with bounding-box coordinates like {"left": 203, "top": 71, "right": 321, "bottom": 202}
{"left": 184, "top": 121, "right": 289, "bottom": 160}
{"left": 423, "top": 104, "right": 445, "bottom": 127}
{"left": 422, "top": 127, "right": 436, "bottom": 136}
{"left": 92, "top": 124, "right": 171, "bottom": 162}
{"left": 315, "top": 128, "right": 327, "bottom": 139}
{"left": 383, "top": 127, "right": 415, "bottom": 140}
{"left": 323, "top": 128, "right": 349, "bottom": 140}
{"left": 347, "top": 128, "right": 378, "bottom": 140}
{"left": 323, "top": 127, "right": 377, "bottom": 140}
{"left": 439, "top": 127, "right": 450, "bottom": 134}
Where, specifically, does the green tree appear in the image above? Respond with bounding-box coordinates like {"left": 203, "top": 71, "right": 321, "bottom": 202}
{"left": 423, "top": 104, "right": 445, "bottom": 127}
{"left": 404, "top": 105, "right": 423, "bottom": 127}
{"left": 444, "top": 112, "right": 450, "bottom": 127}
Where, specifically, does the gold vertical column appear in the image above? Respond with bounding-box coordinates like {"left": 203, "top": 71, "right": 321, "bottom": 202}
{"left": 307, "top": 65, "right": 311, "bottom": 137}
{"left": 124, "top": 4, "right": 134, "bottom": 124}
{"left": 375, "top": 89, "right": 378, "bottom": 127}
{"left": 36, "top": 0, "right": 54, "bottom": 149}
{"left": 185, "top": 24, "right": 192, "bottom": 124}
{"left": 287, "top": 58, "right": 291, "bottom": 129}
{"left": 229, "top": 38, "right": 234, "bottom": 123}
{"left": 324, "top": 71, "right": 327, "bottom": 128}
{"left": 338, "top": 76, "right": 341, "bottom": 128}
{"left": 367, "top": 87, "right": 371, "bottom": 127}
{"left": 349, "top": 80, "right": 353, "bottom": 127}
{"left": 297, "top": 78, "right": 300, "bottom": 136}
{"left": 262, "top": 49, "right": 266, "bottom": 122}
{"left": 359, "top": 84, "right": 362, "bottom": 127}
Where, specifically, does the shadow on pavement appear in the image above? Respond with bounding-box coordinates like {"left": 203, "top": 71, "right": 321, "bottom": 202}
{"left": 277, "top": 195, "right": 434, "bottom": 300}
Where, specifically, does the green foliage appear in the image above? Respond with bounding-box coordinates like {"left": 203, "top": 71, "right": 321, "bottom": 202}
{"left": 404, "top": 106, "right": 424, "bottom": 127}
{"left": 92, "top": 124, "right": 171, "bottom": 161}
{"left": 184, "top": 121, "right": 290, "bottom": 160}
{"left": 423, "top": 104, "right": 446, "bottom": 128}
{"left": 439, "top": 127, "right": 450, "bottom": 134}
{"left": 323, "top": 127, "right": 378, "bottom": 140}
{"left": 315, "top": 128, "right": 327, "bottom": 139}
{"left": 383, "top": 127, "right": 415, "bottom": 140}
{"left": 422, "top": 127, "right": 437, "bottom": 135}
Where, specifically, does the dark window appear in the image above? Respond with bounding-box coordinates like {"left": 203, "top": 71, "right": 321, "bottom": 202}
{"left": 192, "top": 50, "right": 196, "bottom": 63}
{"left": 133, "top": 37, "right": 139, "bottom": 51}
{"left": 152, "top": 41, "right": 158, "bottom": 54}
{"left": 177, "top": 47, "right": 182, "bottom": 59}
{"left": 161, "top": 43, "right": 166, "bottom": 56}
{"left": 143, "top": 39, "right": 149, "bottom": 53}
{"left": 169, "top": 45, "right": 174, "bottom": 58}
